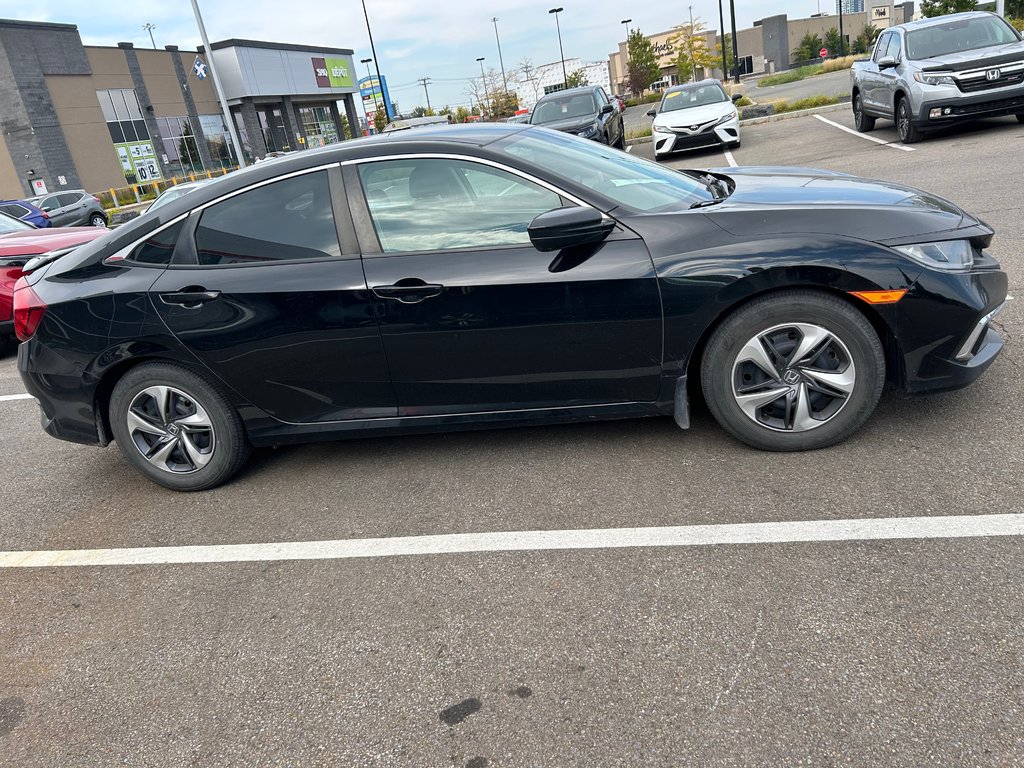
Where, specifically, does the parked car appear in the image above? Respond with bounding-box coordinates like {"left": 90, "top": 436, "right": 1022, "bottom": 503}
{"left": 850, "top": 11, "right": 1024, "bottom": 143}
{"left": 529, "top": 86, "right": 625, "bottom": 148}
{"left": 0, "top": 199, "right": 51, "bottom": 228}
{"left": 613, "top": 94, "right": 626, "bottom": 112}
{"left": 0, "top": 212, "right": 108, "bottom": 356}
{"left": 506, "top": 114, "right": 530, "bottom": 124}
{"left": 648, "top": 80, "right": 742, "bottom": 159}
{"left": 14, "top": 124, "right": 1007, "bottom": 490}
{"left": 147, "top": 181, "right": 210, "bottom": 213}
{"left": 28, "top": 190, "right": 107, "bottom": 227}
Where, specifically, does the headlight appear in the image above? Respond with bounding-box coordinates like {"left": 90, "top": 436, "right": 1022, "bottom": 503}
{"left": 914, "top": 71, "right": 956, "bottom": 86}
{"left": 578, "top": 123, "right": 600, "bottom": 138}
{"left": 715, "top": 111, "right": 738, "bottom": 126}
{"left": 893, "top": 239, "right": 974, "bottom": 271}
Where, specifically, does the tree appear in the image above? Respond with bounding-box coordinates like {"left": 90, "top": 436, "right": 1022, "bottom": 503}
{"left": 454, "top": 106, "right": 471, "bottom": 123}
{"left": 177, "top": 119, "right": 203, "bottom": 172}
{"left": 626, "top": 29, "right": 660, "bottom": 95}
{"left": 716, "top": 33, "right": 734, "bottom": 78}
{"left": 852, "top": 24, "right": 881, "bottom": 55}
{"left": 565, "top": 67, "right": 589, "bottom": 88}
{"left": 373, "top": 107, "right": 387, "bottom": 133}
{"left": 921, "top": 0, "right": 978, "bottom": 17}
{"left": 793, "top": 32, "right": 825, "bottom": 63}
{"left": 671, "top": 19, "right": 719, "bottom": 82}
{"left": 824, "top": 27, "right": 844, "bottom": 58}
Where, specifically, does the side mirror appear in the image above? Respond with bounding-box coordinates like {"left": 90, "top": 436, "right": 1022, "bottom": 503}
{"left": 646, "top": 108, "right": 657, "bottom": 117}
{"left": 528, "top": 207, "right": 615, "bottom": 253}
{"left": 41, "top": 205, "right": 52, "bottom": 212}
{"left": 731, "top": 93, "right": 743, "bottom": 102}
{"left": 878, "top": 56, "right": 897, "bottom": 69}
{"left": 601, "top": 103, "right": 614, "bottom": 115}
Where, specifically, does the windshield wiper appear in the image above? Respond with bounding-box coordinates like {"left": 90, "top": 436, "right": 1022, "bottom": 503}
{"left": 685, "top": 170, "right": 730, "bottom": 200}
{"left": 689, "top": 198, "right": 724, "bottom": 209}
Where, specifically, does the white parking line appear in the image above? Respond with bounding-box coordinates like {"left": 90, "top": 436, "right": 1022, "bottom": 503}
{"left": 2, "top": 513, "right": 1020, "bottom": 568}
{"left": 626, "top": 145, "right": 633, "bottom": 153}
{"left": 723, "top": 148, "right": 738, "bottom": 167}
{"left": 813, "top": 114, "right": 915, "bottom": 152}
{"left": 0, "top": 393, "right": 33, "bottom": 402}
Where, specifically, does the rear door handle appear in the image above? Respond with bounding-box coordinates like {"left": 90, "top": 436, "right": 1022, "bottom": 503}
{"left": 371, "top": 279, "right": 443, "bottom": 304}
{"left": 160, "top": 288, "right": 221, "bottom": 307}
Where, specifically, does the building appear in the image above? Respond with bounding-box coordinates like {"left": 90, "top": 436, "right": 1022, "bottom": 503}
{"left": 609, "top": 4, "right": 914, "bottom": 90}
{"left": 512, "top": 58, "right": 611, "bottom": 112}
{"left": 838, "top": 0, "right": 867, "bottom": 14}
{"left": 0, "top": 18, "right": 362, "bottom": 199}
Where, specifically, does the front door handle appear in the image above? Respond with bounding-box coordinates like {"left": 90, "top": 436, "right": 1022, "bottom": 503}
{"left": 371, "top": 278, "right": 443, "bottom": 304}
{"left": 160, "top": 287, "right": 221, "bottom": 307}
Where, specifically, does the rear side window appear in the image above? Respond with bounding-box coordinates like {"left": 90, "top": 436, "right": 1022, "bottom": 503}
{"left": 193, "top": 171, "right": 341, "bottom": 265}
{"left": 1, "top": 204, "right": 28, "bottom": 218}
{"left": 56, "top": 192, "right": 82, "bottom": 206}
{"left": 129, "top": 219, "right": 185, "bottom": 265}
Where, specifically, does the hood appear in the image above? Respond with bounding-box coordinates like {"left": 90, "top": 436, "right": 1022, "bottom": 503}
{"left": 919, "top": 41, "right": 1024, "bottom": 71}
{"left": 703, "top": 167, "right": 974, "bottom": 242}
{"left": 654, "top": 101, "right": 735, "bottom": 130}
{"left": 0, "top": 226, "right": 109, "bottom": 257}
{"left": 531, "top": 114, "right": 598, "bottom": 134}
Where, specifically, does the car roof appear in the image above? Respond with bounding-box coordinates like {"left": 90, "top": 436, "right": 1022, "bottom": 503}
{"left": 896, "top": 10, "right": 999, "bottom": 32}
{"left": 534, "top": 86, "right": 600, "bottom": 103}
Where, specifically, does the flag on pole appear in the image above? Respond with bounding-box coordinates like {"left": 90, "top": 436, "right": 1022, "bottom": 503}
{"left": 193, "top": 56, "right": 208, "bottom": 79}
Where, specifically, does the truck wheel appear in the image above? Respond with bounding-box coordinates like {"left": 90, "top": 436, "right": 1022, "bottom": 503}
{"left": 853, "top": 93, "right": 875, "bottom": 132}
{"left": 896, "top": 98, "right": 921, "bottom": 144}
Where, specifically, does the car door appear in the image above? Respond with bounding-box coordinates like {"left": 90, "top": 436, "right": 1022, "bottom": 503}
{"left": 149, "top": 165, "right": 397, "bottom": 424}
{"left": 876, "top": 32, "right": 904, "bottom": 116}
{"left": 34, "top": 196, "right": 63, "bottom": 225}
{"left": 56, "top": 192, "right": 87, "bottom": 225}
{"left": 351, "top": 155, "right": 663, "bottom": 416}
{"left": 862, "top": 32, "right": 891, "bottom": 111}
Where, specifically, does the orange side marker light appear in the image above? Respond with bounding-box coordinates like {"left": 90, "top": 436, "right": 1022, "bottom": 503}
{"left": 849, "top": 289, "right": 907, "bottom": 305}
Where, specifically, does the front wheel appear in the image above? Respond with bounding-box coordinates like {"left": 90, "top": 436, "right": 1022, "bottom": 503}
{"left": 853, "top": 93, "right": 875, "bottom": 132}
{"left": 896, "top": 99, "right": 921, "bottom": 144}
{"left": 109, "top": 362, "right": 251, "bottom": 491}
{"left": 701, "top": 291, "right": 885, "bottom": 451}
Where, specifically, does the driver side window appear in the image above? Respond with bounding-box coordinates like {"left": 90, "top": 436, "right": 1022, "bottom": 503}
{"left": 358, "top": 159, "right": 562, "bottom": 254}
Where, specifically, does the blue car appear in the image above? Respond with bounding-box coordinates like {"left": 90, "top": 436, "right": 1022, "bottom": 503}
{"left": 0, "top": 199, "right": 51, "bottom": 228}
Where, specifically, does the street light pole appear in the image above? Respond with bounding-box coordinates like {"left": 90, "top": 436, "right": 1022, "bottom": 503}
{"left": 838, "top": 0, "right": 846, "bottom": 57}
{"left": 360, "top": 57, "right": 381, "bottom": 115}
{"left": 717, "top": 0, "right": 728, "bottom": 81}
{"left": 548, "top": 8, "right": 567, "bottom": 86}
{"left": 143, "top": 23, "right": 157, "bottom": 49}
{"left": 728, "top": 0, "right": 740, "bottom": 83}
{"left": 688, "top": 5, "right": 697, "bottom": 83}
{"left": 492, "top": 17, "right": 508, "bottom": 93}
{"left": 620, "top": 19, "right": 631, "bottom": 94}
{"left": 188, "top": 0, "right": 246, "bottom": 168}
{"left": 360, "top": 0, "right": 391, "bottom": 119}
{"left": 476, "top": 57, "right": 490, "bottom": 119}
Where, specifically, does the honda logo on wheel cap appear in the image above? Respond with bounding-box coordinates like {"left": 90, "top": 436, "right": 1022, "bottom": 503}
{"left": 986, "top": 68, "right": 1001, "bottom": 81}
{"left": 783, "top": 369, "right": 801, "bottom": 385}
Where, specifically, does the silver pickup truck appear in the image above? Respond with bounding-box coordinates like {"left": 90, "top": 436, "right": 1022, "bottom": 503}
{"left": 850, "top": 11, "right": 1024, "bottom": 143}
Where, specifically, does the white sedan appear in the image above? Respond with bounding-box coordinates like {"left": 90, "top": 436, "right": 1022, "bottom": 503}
{"left": 648, "top": 80, "right": 742, "bottom": 160}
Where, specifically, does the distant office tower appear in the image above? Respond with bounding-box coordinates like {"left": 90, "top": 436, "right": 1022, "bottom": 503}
{"left": 837, "top": 0, "right": 866, "bottom": 12}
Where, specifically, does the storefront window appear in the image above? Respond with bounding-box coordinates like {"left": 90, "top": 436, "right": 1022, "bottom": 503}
{"left": 96, "top": 89, "right": 161, "bottom": 184}
{"left": 155, "top": 115, "right": 238, "bottom": 177}
{"left": 297, "top": 105, "right": 340, "bottom": 148}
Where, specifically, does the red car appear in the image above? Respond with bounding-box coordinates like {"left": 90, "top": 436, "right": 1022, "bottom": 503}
{"left": 0, "top": 212, "right": 108, "bottom": 356}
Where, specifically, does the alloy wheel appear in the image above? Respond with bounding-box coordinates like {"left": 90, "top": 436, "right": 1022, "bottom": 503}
{"left": 126, "top": 385, "right": 215, "bottom": 473}
{"left": 898, "top": 102, "right": 909, "bottom": 141}
{"left": 731, "top": 322, "right": 856, "bottom": 432}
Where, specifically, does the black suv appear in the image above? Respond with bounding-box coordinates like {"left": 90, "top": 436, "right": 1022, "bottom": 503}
{"left": 528, "top": 85, "right": 625, "bottom": 148}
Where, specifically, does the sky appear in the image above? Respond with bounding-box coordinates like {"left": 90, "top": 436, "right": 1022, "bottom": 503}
{"left": 1, "top": 0, "right": 831, "bottom": 111}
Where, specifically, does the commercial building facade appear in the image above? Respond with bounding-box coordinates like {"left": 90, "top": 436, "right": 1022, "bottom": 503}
{"left": 0, "top": 18, "right": 361, "bottom": 199}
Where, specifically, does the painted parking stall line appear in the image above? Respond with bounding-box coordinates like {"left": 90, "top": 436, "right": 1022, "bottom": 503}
{"left": 0, "top": 393, "right": 33, "bottom": 402}
{"left": 814, "top": 114, "right": 915, "bottom": 152}
{"left": 723, "top": 148, "right": 738, "bottom": 167}
{"left": 2, "top": 513, "right": 1023, "bottom": 569}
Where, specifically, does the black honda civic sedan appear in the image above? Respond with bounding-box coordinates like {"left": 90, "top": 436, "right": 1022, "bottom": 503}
{"left": 14, "top": 124, "right": 1007, "bottom": 490}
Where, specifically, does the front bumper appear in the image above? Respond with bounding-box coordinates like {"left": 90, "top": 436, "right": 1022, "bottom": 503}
{"left": 914, "top": 82, "right": 1024, "bottom": 128}
{"left": 654, "top": 116, "right": 739, "bottom": 156}
{"left": 895, "top": 263, "right": 1009, "bottom": 394}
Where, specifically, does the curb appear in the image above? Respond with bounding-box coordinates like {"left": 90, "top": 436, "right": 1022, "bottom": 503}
{"left": 625, "top": 101, "right": 852, "bottom": 147}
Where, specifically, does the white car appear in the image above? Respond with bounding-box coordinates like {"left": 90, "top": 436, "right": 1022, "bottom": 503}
{"left": 648, "top": 80, "right": 742, "bottom": 160}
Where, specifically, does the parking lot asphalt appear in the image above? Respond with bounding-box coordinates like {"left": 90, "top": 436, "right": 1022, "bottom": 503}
{"left": 2, "top": 110, "right": 1024, "bottom": 766}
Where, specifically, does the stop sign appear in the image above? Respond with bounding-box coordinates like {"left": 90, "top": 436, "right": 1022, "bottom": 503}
{"left": 819, "top": 47, "right": 829, "bottom": 57}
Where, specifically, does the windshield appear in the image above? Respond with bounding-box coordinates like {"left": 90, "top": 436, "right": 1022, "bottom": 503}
{"left": 660, "top": 83, "right": 729, "bottom": 112}
{"left": 905, "top": 16, "right": 1020, "bottom": 59}
{"left": 497, "top": 128, "right": 715, "bottom": 212}
{"left": 531, "top": 92, "right": 598, "bottom": 124}
{"left": 0, "top": 211, "right": 33, "bottom": 234}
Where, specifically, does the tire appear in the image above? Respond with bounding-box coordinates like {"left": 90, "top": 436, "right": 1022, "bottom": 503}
{"left": 895, "top": 98, "right": 921, "bottom": 144}
{"left": 89, "top": 213, "right": 107, "bottom": 227}
{"left": 853, "top": 92, "right": 875, "bottom": 132}
{"left": 109, "top": 362, "right": 251, "bottom": 491}
{"left": 0, "top": 334, "right": 15, "bottom": 358}
{"left": 615, "top": 130, "right": 626, "bottom": 150}
{"left": 700, "top": 291, "right": 885, "bottom": 452}
{"left": 1016, "top": 114, "right": 1024, "bottom": 124}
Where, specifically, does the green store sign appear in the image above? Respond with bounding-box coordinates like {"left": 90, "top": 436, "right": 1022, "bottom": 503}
{"left": 312, "top": 56, "right": 354, "bottom": 88}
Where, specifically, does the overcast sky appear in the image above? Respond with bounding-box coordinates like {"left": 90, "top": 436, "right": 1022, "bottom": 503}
{"left": 2, "top": 0, "right": 830, "bottom": 111}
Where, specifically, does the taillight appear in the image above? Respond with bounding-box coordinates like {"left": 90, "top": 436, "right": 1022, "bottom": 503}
{"left": 13, "top": 278, "right": 46, "bottom": 341}
{"left": 40, "top": 211, "right": 50, "bottom": 219}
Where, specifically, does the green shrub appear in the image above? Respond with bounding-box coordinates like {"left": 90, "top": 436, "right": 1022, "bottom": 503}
{"left": 734, "top": 96, "right": 753, "bottom": 107}
{"left": 1009, "top": 18, "right": 1024, "bottom": 32}
{"left": 758, "top": 64, "right": 823, "bottom": 86}
{"left": 773, "top": 95, "right": 839, "bottom": 113}
{"left": 627, "top": 127, "right": 653, "bottom": 139}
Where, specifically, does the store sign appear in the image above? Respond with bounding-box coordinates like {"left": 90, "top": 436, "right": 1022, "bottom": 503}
{"left": 114, "top": 140, "right": 162, "bottom": 183}
{"left": 312, "top": 57, "right": 354, "bottom": 88}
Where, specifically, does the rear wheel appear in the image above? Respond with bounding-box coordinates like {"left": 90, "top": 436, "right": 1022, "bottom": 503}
{"left": 614, "top": 130, "right": 626, "bottom": 149}
{"left": 701, "top": 291, "right": 885, "bottom": 451}
{"left": 896, "top": 98, "right": 921, "bottom": 144}
{"left": 89, "top": 213, "right": 107, "bottom": 227}
{"left": 853, "top": 93, "right": 875, "bottom": 132}
{"left": 109, "top": 362, "right": 251, "bottom": 491}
